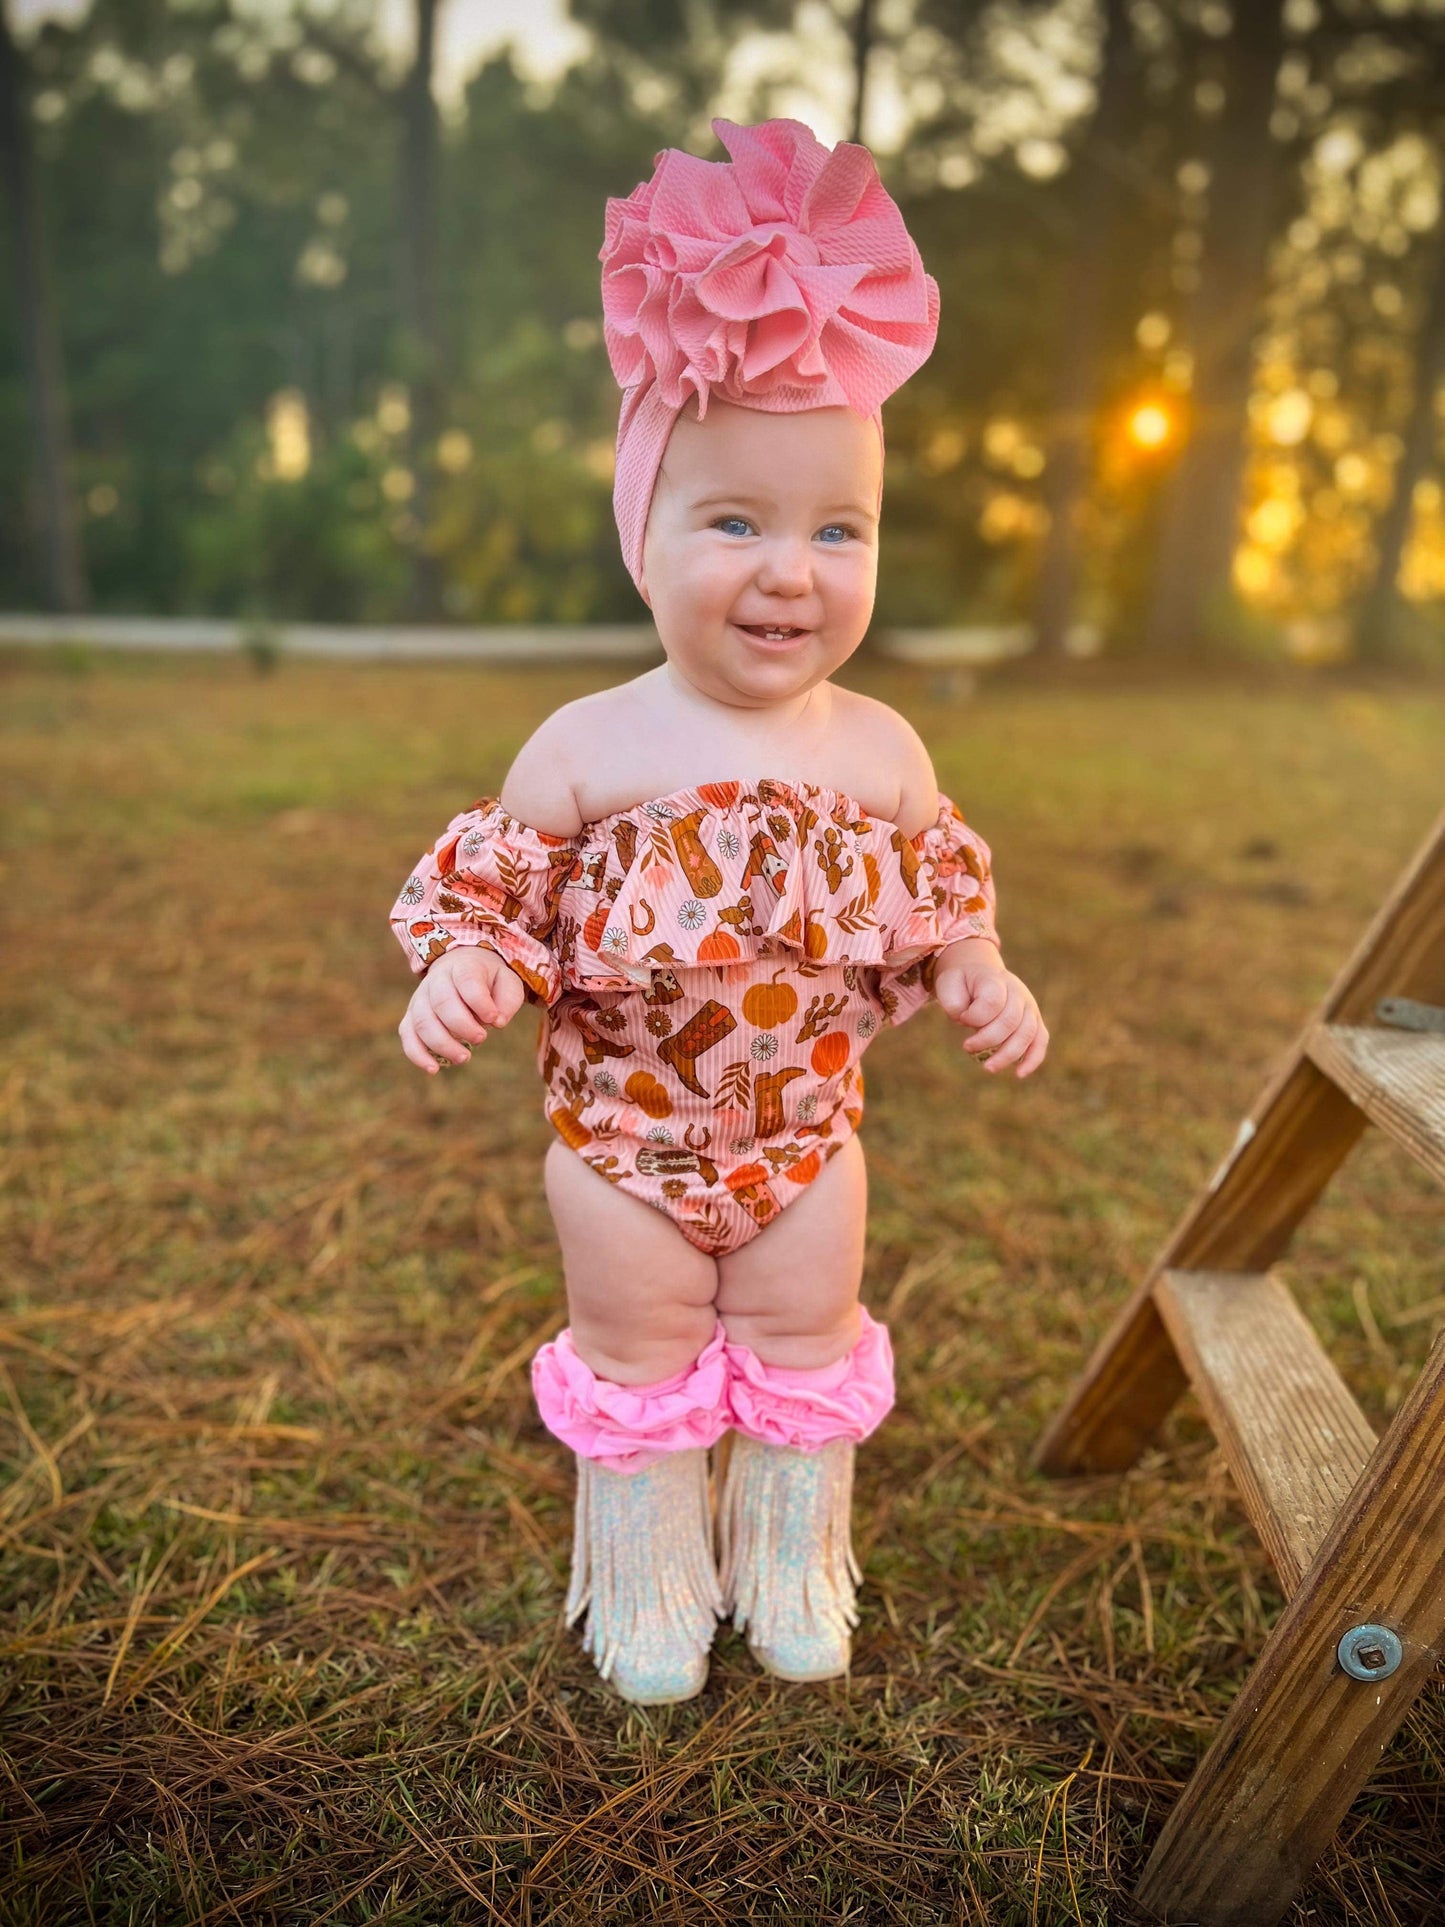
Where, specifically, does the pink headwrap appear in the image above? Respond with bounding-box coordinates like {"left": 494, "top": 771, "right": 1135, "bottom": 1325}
{"left": 599, "top": 116, "right": 940, "bottom": 594}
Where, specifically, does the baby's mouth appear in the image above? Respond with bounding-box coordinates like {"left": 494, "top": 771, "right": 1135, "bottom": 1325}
{"left": 736, "top": 623, "right": 810, "bottom": 642}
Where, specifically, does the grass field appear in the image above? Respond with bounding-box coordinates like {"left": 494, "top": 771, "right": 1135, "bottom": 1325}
{"left": 1, "top": 646, "right": 1442, "bottom": 1925}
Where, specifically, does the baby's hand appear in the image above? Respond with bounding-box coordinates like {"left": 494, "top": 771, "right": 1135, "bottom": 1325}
{"left": 398, "top": 945, "right": 527, "bottom": 1075}
{"left": 933, "top": 937, "right": 1048, "bottom": 1078}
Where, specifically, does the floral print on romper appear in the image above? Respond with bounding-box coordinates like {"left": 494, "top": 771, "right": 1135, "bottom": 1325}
{"left": 389, "top": 777, "right": 998, "bottom": 1256}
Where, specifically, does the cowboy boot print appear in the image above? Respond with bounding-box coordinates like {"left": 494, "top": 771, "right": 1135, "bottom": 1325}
{"left": 669, "top": 808, "right": 723, "bottom": 899}
{"left": 657, "top": 999, "right": 736, "bottom": 1098}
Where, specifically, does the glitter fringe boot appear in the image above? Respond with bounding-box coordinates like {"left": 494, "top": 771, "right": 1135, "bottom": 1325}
{"left": 716, "top": 1433, "right": 861, "bottom": 1682}
{"left": 565, "top": 1446, "right": 724, "bottom": 1705}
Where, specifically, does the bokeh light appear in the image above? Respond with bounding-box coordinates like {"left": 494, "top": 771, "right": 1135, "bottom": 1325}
{"left": 1126, "top": 402, "right": 1174, "bottom": 450}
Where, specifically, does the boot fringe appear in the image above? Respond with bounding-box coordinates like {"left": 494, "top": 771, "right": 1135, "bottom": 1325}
{"left": 717, "top": 1434, "right": 860, "bottom": 1655}
{"left": 566, "top": 1449, "right": 724, "bottom": 1686}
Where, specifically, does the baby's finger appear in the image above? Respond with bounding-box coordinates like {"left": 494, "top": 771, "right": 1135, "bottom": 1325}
{"left": 460, "top": 983, "right": 515, "bottom": 1030}
{"left": 963, "top": 989, "right": 1025, "bottom": 1054}
{"left": 981, "top": 1008, "right": 1037, "bottom": 1073}
{"left": 429, "top": 982, "right": 492, "bottom": 1044}
{"left": 956, "top": 975, "right": 1008, "bottom": 1026}
{"left": 398, "top": 1010, "right": 441, "bottom": 1075}
{"left": 412, "top": 1006, "right": 473, "bottom": 1066}
{"left": 933, "top": 974, "right": 973, "bottom": 1022}
{"left": 449, "top": 954, "right": 520, "bottom": 1028}
{"left": 1013, "top": 1023, "right": 1050, "bottom": 1078}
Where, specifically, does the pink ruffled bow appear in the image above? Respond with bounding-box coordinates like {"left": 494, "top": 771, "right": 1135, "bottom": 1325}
{"left": 600, "top": 117, "right": 940, "bottom": 591}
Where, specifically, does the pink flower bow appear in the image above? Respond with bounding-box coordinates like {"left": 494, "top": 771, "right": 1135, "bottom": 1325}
{"left": 599, "top": 118, "right": 940, "bottom": 591}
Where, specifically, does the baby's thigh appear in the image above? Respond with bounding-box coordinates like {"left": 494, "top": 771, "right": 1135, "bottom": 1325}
{"left": 713, "top": 1133, "right": 868, "bottom": 1366}
{"left": 543, "top": 1139, "right": 718, "bottom": 1384}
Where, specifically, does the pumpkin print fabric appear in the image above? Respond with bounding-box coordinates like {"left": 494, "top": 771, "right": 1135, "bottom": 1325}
{"left": 389, "top": 777, "right": 998, "bottom": 1256}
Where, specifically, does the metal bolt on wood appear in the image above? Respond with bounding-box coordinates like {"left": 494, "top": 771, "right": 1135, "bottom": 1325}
{"left": 1374, "top": 995, "right": 1445, "bottom": 1032}
{"left": 1336, "top": 1623, "right": 1403, "bottom": 1681}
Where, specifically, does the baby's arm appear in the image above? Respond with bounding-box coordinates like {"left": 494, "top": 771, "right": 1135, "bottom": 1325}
{"left": 396, "top": 712, "right": 582, "bottom": 1076}
{"left": 886, "top": 706, "right": 1049, "bottom": 1079}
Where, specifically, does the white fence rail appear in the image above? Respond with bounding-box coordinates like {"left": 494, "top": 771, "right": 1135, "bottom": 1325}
{"left": 0, "top": 614, "right": 1094, "bottom": 663}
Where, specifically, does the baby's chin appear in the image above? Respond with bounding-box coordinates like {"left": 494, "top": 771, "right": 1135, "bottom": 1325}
{"left": 661, "top": 632, "right": 850, "bottom": 708}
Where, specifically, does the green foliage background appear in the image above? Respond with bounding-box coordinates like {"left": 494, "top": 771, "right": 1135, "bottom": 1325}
{"left": 2, "top": 0, "right": 1443, "bottom": 649}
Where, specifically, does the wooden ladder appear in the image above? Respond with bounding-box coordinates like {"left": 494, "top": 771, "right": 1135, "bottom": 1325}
{"left": 1035, "top": 808, "right": 1445, "bottom": 1927}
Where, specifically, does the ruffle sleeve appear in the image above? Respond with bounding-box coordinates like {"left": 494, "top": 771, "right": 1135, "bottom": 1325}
{"left": 387, "top": 798, "right": 577, "bottom": 1009}
{"left": 875, "top": 794, "right": 999, "bottom": 1029}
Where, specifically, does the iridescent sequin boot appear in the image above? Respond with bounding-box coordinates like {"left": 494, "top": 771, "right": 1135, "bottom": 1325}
{"left": 717, "top": 1432, "right": 860, "bottom": 1680}
{"left": 565, "top": 1446, "right": 724, "bottom": 1704}
{"left": 531, "top": 1323, "right": 732, "bottom": 1705}
{"left": 718, "top": 1307, "right": 896, "bottom": 1683}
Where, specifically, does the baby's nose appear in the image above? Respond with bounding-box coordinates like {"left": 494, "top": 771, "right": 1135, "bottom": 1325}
{"left": 753, "top": 541, "right": 814, "bottom": 593}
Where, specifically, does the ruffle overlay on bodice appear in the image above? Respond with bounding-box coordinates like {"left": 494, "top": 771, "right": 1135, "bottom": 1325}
{"left": 388, "top": 775, "right": 997, "bottom": 1011}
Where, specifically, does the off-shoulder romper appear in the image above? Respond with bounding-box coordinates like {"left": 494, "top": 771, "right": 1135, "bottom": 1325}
{"left": 389, "top": 777, "right": 998, "bottom": 1258}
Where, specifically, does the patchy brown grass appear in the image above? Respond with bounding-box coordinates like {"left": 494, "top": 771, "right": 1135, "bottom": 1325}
{"left": 1, "top": 646, "right": 1441, "bottom": 1925}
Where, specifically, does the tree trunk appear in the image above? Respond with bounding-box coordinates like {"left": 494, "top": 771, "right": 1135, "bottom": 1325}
{"left": 400, "top": 0, "right": 444, "bottom": 620}
{"left": 0, "top": 5, "right": 87, "bottom": 612}
{"left": 1355, "top": 227, "right": 1445, "bottom": 662}
{"left": 1143, "top": 0, "right": 1287, "bottom": 655}
{"left": 850, "top": 0, "right": 875, "bottom": 146}
{"left": 1033, "top": 0, "right": 1135, "bottom": 656}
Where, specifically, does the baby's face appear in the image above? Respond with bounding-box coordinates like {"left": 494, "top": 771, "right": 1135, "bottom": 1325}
{"left": 639, "top": 397, "right": 882, "bottom": 711}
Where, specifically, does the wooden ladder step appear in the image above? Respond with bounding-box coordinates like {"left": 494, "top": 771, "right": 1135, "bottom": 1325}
{"left": 1304, "top": 1024, "right": 1445, "bottom": 1183}
{"left": 1153, "top": 1270, "right": 1377, "bottom": 1594}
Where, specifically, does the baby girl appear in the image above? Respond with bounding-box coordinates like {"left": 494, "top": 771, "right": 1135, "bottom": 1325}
{"left": 389, "top": 119, "right": 1047, "bottom": 1704}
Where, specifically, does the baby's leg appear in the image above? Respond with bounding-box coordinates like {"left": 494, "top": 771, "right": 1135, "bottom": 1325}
{"left": 714, "top": 1134, "right": 868, "bottom": 1368}
{"left": 712, "top": 1135, "right": 886, "bottom": 1682}
{"left": 543, "top": 1139, "right": 719, "bottom": 1385}
{"left": 538, "top": 1140, "right": 727, "bottom": 1708}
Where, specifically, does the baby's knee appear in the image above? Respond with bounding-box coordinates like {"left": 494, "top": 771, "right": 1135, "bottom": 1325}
{"left": 570, "top": 1297, "right": 719, "bottom": 1385}
{"left": 565, "top": 1254, "right": 719, "bottom": 1385}
{"left": 717, "top": 1288, "right": 862, "bottom": 1369}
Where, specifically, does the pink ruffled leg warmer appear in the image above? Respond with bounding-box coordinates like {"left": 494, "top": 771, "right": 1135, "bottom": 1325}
{"left": 530, "top": 1324, "right": 731, "bottom": 1705}
{"left": 717, "top": 1307, "right": 895, "bottom": 1682}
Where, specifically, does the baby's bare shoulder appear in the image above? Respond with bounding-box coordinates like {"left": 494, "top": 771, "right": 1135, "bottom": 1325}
{"left": 497, "top": 685, "right": 641, "bottom": 837}
{"left": 497, "top": 702, "right": 588, "bottom": 838}
{"left": 831, "top": 687, "right": 939, "bottom": 837}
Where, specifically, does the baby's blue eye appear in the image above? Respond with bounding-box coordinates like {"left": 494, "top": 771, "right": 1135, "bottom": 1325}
{"left": 711, "top": 515, "right": 857, "bottom": 542}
